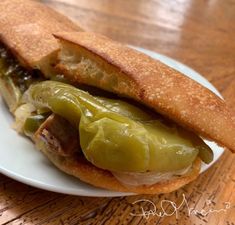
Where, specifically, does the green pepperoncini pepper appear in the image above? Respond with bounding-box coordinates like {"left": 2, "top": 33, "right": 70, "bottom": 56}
{"left": 25, "top": 81, "right": 213, "bottom": 172}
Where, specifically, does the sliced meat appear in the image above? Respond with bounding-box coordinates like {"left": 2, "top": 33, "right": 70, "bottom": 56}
{"left": 35, "top": 114, "right": 80, "bottom": 157}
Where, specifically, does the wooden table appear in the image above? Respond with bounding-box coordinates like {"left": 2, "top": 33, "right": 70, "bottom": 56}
{"left": 1, "top": 0, "right": 235, "bottom": 224}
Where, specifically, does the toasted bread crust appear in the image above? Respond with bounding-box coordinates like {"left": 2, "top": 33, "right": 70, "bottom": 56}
{"left": 40, "top": 148, "right": 201, "bottom": 194}
{"left": 54, "top": 32, "right": 235, "bottom": 153}
{"left": 0, "top": 0, "right": 82, "bottom": 76}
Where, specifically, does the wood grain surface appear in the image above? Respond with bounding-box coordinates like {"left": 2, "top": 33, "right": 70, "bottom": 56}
{"left": 1, "top": 0, "right": 235, "bottom": 224}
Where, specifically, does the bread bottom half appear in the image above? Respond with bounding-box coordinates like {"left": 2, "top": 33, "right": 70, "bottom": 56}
{"left": 39, "top": 147, "right": 201, "bottom": 194}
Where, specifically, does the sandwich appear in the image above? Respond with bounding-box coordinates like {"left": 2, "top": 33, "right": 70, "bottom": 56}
{"left": 1, "top": 1, "right": 235, "bottom": 194}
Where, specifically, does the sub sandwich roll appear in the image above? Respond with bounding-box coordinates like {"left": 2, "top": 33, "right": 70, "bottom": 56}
{"left": 0, "top": 0, "right": 82, "bottom": 112}
{"left": 20, "top": 31, "right": 235, "bottom": 194}
{"left": 20, "top": 31, "right": 234, "bottom": 194}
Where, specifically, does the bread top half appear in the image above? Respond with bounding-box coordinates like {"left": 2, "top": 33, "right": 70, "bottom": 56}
{"left": 0, "top": 0, "right": 82, "bottom": 76}
{"left": 54, "top": 32, "right": 235, "bottom": 153}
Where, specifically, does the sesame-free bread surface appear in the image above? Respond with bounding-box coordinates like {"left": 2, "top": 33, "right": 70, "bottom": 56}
{"left": 55, "top": 32, "right": 235, "bottom": 153}
{"left": 39, "top": 146, "right": 201, "bottom": 194}
{"left": 0, "top": 0, "right": 82, "bottom": 76}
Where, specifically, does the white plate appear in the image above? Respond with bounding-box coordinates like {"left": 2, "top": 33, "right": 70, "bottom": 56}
{"left": 0, "top": 47, "right": 224, "bottom": 197}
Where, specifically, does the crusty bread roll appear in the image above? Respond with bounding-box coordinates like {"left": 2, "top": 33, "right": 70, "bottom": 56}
{"left": 54, "top": 32, "right": 235, "bottom": 153}
{"left": 0, "top": 0, "right": 82, "bottom": 77}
